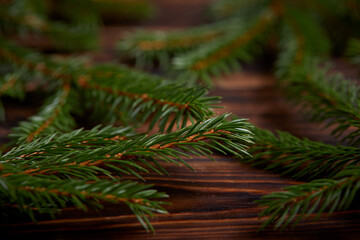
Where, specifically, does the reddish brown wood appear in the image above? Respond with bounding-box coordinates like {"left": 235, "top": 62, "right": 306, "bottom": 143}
{"left": 1, "top": 1, "right": 359, "bottom": 239}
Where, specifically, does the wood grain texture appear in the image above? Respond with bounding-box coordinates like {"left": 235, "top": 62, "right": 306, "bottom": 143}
{"left": 1, "top": 1, "right": 360, "bottom": 239}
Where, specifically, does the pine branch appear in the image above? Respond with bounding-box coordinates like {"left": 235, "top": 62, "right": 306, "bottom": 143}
{"left": 0, "top": 174, "right": 168, "bottom": 232}
{"left": 283, "top": 5, "right": 331, "bottom": 60}
{"left": 346, "top": 38, "right": 360, "bottom": 65}
{"left": 117, "top": 19, "right": 238, "bottom": 70}
{"left": 9, "top": 85, "right": 79, "bottom": 144}
{"left": 172, "top": 11, "right": 274, "bottom": 85}
{"left": 2, "top": 114, "right": 253, "bottom": 180}
{"left": 279, "top": 59, "right": 360, "bottom": 146}
{"left": 78, "top": 64, "right": 219, "bottom": 131}
{"left": 247, "top": 127, "right": 360, "bottom": 180}
{"left": 3, "top": 125, "right": 135, "bottom": 161}
{"left": 208, "top": 0, "right": 270, "bottom": 20}
{"left": 1, "top": 39, "right": 219, "bottom": 132}
{"left": 0, "top": 70, "right": 25, "bottom": 99}
{"left": 275, "top": 10, "right": 331, "bottom": 78}
{"left": 94, "top": 0, "right": 154, "bottom": 23}
{"left": 256, "top": 167, "right": 360, "bottom": 231}
{"left": 0, "top": 69, "right": 27, "bottom": 121}
{"left": 0, "top": 0, "right": 99, "bottom": 51}
{"left": 0, "top": 37, "right": 75, "bottom": 83}
{"left": 1, "top": 114, "right": 252, "bottom": 231}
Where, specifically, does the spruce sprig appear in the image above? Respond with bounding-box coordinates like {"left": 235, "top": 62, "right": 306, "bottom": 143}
{"left": 10, "top": 85, "right": 80, "bottom": 144}
{"left": 0, "top": 115, "right": 252, "bottom": 231}
{"left": 0, "top": 68, "right": 27, "bottom": 121}
{"left": 208, "top": 0, "right": 269, "bottom": 20}
{"left": 173, "top": 11, "right": 273, "bottom": 85}
{"left": 281, "top": 60, "right": 360, "bottom": 146}
{"left": 247, "top": 127, "right": 360, "bottom": 180}
{"left": 256, "top": 167, "right": 360, "bottom": 231}
{"left": 2, "top": 114, "right": 253, "bottom": 180}
{"left": 346, "top": 38, "right": 360, "bottom": 65}
{"left": 0, "top": 174, "right": 168, "bottom": 232}
{"left": 0, "top": 0, "right": 99, "bottom": 51}
{"left": 78, "top": 64, "right": 219, "bottom": 131}
{"left": 0, "top": 38, "right": 218, "bottom": 136}
{"left": 0, "top": 37, "right": 78, "bottom": 86}
{"left": 117, "top": 19, "right": 240, "bottom": 70}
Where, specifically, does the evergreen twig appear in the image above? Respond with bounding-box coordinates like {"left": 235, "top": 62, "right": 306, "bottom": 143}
{"left": 0, "top": 174, "right": 168, "bottom": 232}
{"left": 173, "top": 11, "right": 273, "bottom": 85}
{"left": 247, "top": 127, "right": 360, "bottom": 180}
{"left": 280, "top": 60, "right": 360, "bottom": 146}
{"left": 346, "top": 38, "right": 360, "bottom": 65}
{"left": 256, "top": 167, "right": 360, "bottom": 231}
{"left": 117, "top": 19, "right": 240, "bottom": 70}
{"left": 10, "top": 85, "right": 79, "bottom": 143}
{"left": 2, "top": 114, "right": 253, "bottom": 180}
{"left": 0, "top": 0, "right": 99, "bottom": 51}
{"left": 78, "top": 64, "right": 219, "bottom": 130}
{"left": 0, "top": 38, "right": 219, "bottom": 134}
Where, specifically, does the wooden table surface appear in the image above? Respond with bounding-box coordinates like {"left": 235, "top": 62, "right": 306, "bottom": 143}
{"left": 1, "top": 1, "right": 360, "bottom": 239}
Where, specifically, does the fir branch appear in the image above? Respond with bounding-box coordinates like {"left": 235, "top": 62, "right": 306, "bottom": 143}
{"left": 0, "top": 38, "right": 74, "bottom": 83}
{"left": 117, "top": 20, "right": 238, "bottom": 70}
{"left": 0, "top": 0, "right": 99, "bottom": 51}
{"left": 0, "top": 174, "right": 168, "bottom": 232}
{"left": 173, "top": 11, "right": 274, "bottom": 85}
{"left": 2, "top": 114, "right": 253, "bottom": 179}
{"left": 93, "top": 0, "right": 154, "bottom": 23}
{"left": 0, "top": 71, "right": 24, "bottom": 98}
{"left": 3, "top": 125, "right": 135, "bottom": 161}
{"left": 1, "top": 39, "right": 219, "bottom": 132}
{"left": 247, "top": 127, "right": 360, "bottom": 180}
{"left": 0, "top": 1, "right": 48, "bottom": 32}
{"left": 346, "top": 38, "right": 360, "bottom": 65}
{"left": 79, "top": 64, "right": 219, "bottom": 131}
{"left": 10, "top": 85, "right": 79, "bottom": 144}
{"left": 281, "top": 6, "right": 331, "bottom": 65}
{"left": 0, "top": 70, "right": 27, "bottom": 121}
{"left": 208, "top": 0, "right": 270, "bottom": 20}
{"left": 280, "top": 59, "right": 360, "bottom": 146}
{"left": 256, "top": 167, "right": 360, "bottom": 231}
{"left": 275, "top": 9, "right": 331, "bottom": 78}
{"left": 275, "top": 25, "right": 303, "bottom": 78}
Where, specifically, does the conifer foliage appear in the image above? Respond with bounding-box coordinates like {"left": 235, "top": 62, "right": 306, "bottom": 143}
{"left": 0, "top": 0, "right": 253, "bottom": 232}
{"left": 1, "top": 0, "right": 360, "bottom": 234}
{"left": 119, "top": 0, "right": 360, "bottom": 232}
